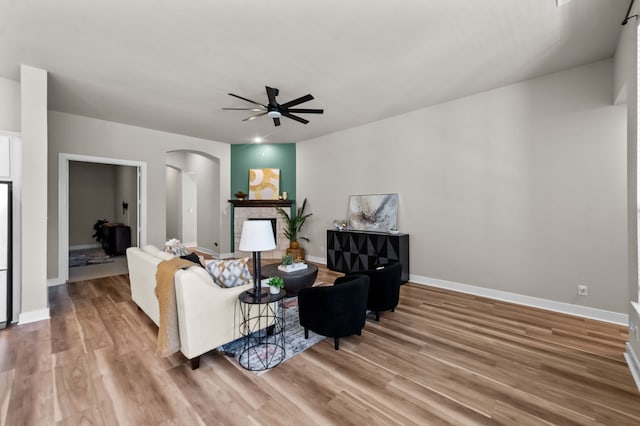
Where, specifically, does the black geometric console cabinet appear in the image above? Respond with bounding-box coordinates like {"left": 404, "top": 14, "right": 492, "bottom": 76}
{"left": 327, "top": 230, "right": 410, "bottom": 282}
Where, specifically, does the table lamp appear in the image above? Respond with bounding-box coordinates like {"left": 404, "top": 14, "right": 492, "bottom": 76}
{"left": 239, "top": 220, "right": 276, "bottom": 298}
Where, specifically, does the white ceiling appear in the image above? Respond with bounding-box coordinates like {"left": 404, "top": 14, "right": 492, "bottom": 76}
{"left": 0, "top": 0, "right": 628, "bottom": 144}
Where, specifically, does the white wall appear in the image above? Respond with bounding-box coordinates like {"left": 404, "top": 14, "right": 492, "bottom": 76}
{"left": 47, "top": 111, "right": 231, "bottom": 279}
{"left": 0, "top": 77, "right": 20, "bottom": 132}
{"left": 615, "top": 7, "right": 640, "bottom": 387}
{"left": 20, "top": 65, "right": 48, "bottom": 323}
{"left": 298, "top": 59, "right": 628, "bottom": 314}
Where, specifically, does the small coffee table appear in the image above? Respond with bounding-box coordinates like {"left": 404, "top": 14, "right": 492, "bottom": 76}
{"left": 261, "top": 263, "right": 319, "bottom": 297}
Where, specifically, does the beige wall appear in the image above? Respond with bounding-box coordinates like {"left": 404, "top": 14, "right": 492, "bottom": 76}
{"left": 47, "top": 111, "right": 231, "bottom": 280}
{"left": 166, "top": 151, "right": 221, "bottom": 254}
{"left": 298, "top": 59, "right": 628, "bottom": 314}
{"left": 165, "top": 165, "right": 181, "bottom": 241}
{"left": 185, "top": 152, "right": 220, "bottom": 253}
{"left": 68, "top": 161, "right": 116, "bottom": 247}
{"left": 68, "top": 162, "right": 138, "bottom": 248}
{"left": 0, "top": 77, "right": 20, "bottom": 132}
{"left": 114, "top": 165, "right": 138, "bottom": 247}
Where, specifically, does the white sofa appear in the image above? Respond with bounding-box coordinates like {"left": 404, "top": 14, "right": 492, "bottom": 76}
{"left": 126, "top": 245, "right": 252, "bottom": 369}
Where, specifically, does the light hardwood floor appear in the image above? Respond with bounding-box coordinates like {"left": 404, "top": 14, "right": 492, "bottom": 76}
{"left": 1, "top": 264, "right": 639, "bottom": 425}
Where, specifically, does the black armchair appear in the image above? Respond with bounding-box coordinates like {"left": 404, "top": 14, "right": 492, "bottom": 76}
{"left": 348, "top": 262, "right": 402, "bottom": 321}
{"left": 298, "top": 275, "right": 369, "bottom": 350}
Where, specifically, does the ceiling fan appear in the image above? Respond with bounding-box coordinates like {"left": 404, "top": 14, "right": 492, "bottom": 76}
{"left": 223, "top": 86, "right": 324, "bottom": 126}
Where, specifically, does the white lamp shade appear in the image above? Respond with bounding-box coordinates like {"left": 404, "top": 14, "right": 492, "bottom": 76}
{"left": 238, "top": 220, "right": 276, "bottom": 252}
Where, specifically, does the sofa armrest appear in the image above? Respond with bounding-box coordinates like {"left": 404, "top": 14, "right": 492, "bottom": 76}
{"left": 174, "top": 267, "right": 252, "bottom": 360}
{"left": 126, "top": 246, "right": 162, "bottom": 325}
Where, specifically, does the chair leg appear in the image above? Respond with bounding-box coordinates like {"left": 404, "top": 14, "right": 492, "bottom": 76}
{"left": 356, "top": 330, "right": 361, "bottom": 336}
{"left": 304, "top": 328, "right": 309, "bottom": 339}
{"left": 375, "top": 311, "right": 380, "bottom": 321}
{"left": 190, "top": 356, "right": 200, "bottom": 370}
{"left": 267, "top": 325, "right": 275, "bottom": 336}
{"left": 334, "top": 337, "right": 340, "bottom": 350}
{"left": 391, "top": 307, "right": 395, "bottom": 312}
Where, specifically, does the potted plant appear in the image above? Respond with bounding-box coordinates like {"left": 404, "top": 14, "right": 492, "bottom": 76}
{"left": 267, "top": 276, "right": 284, "bottom": 294}
{"left": 92, "top": 219, "right": 109, "bottom": 248}
{"left": 275, "top": 198, "right": 312, "bottom": 250}
{"left": 278, "top": 253, "right": 308, "bottom": 272}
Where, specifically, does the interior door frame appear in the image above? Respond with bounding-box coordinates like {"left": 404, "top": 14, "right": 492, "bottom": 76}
{"left": 56, "top": 153, "right": 147, "bottom": 285}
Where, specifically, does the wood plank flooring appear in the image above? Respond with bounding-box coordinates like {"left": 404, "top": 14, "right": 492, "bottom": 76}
{"left": 1, "top": 264, "right": 639, "bottom": 425}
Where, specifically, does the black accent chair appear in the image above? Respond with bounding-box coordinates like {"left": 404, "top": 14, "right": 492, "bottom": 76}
{"left": 348, "top": 262, "right": 402, "bottom": 321}
{"left": 298, "top": 275, "right": 369, "bottom": 350}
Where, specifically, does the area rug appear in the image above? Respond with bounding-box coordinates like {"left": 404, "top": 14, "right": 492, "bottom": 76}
{"left": 69, "top": 247, "right": 115, "bottom": 267}
{"left": 219, "top": 297, "right": 325, "bottom": 375}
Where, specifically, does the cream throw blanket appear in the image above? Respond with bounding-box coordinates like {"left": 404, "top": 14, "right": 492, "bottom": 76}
{"left": 155, "top": 257, "right": 195, "bottom": 357}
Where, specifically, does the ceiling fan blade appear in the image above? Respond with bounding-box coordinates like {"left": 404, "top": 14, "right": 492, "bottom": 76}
{"left": 266, "top": 86, "right": 279, "bottom": 106}
{"left": 285, "top": 108, "right": 324, "bottom": 114}
{"left": 280, "top": 94, "right": 314, "bottom": 108}
{"left": 273, "top": 117, "right": 281, "bottom": 126}
{"left": 242, "top": 112, "right": 268, "bottom": 122}
{"left": 282, "top": 111, "right": 309, "bottom": 124}
{"left": 222, "top": 107, "right": 266, "bottom": 111}
{"left": 228, "top": 93, "right": 267, "bottom": 108}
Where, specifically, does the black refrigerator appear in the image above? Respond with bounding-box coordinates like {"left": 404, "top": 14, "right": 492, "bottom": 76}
{"left": 0, "top": 182, "right": 11, "bottom": 329}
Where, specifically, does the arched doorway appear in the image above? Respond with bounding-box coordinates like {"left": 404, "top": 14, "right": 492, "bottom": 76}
{"left": 165, "top": 150, "right": 221, "bottom": 256}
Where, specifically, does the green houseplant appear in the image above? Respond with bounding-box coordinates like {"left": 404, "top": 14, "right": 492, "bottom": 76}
{"left": 92, "top": 219, "right": 109, "bottom": 246}
{"left": 275, "top": 198, "right": 312, "bottom": 249}
{"left": 268, "top": 276, "right": 284, "bottom": 294}
{"left": 281, "top": 254, "right": 295, "bottom": 266}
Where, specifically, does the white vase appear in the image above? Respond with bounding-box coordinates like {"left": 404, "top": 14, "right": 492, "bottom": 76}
{"left": 269, "top": 285, "right": 280, "bottom": 294}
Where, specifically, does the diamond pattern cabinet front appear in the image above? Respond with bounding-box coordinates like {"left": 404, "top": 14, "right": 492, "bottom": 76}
{"left": 327, "top": 230, "right": 409, "bottom": 282}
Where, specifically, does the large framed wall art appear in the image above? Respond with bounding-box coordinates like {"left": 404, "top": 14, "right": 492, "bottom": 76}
{"left": 249, "top": 168, "right": 280, "bottom": 200}
{"left": 348, "top": 193, "right": 398, "bottom": 232}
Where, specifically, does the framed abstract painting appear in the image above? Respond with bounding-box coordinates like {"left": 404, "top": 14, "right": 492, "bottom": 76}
{"left": 348, "top": 193, "right": 398, "bottom": 232}
{"left": 249, "top": 168, "right": 280, "bottom": 200}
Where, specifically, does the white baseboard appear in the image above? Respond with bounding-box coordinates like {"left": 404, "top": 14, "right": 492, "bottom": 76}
{"left": 18, "top": 308, "right": 50, "bottom": 325}
{"left": 47, "top": 277, "right": 66, "bottom": 287}
{"left": 218, "top": 252, "right": 235, "bottom": 259}
{"left": 183, "top": 242, "right": 197, "bottom": 248}
{"left": 410, "top": 273, "right": 628, "bottom": 325}
{"left": 625, "top": 343, "right": 640, "bottom": 392}
{"left": 69, "top": 243, "right": 101, "bottom": 251}
{"left": 299, "top": 258, "right": 627, "bottom": 324}
{"left": 306, "top": 255, "right": 326, "bottom": 264}
{"left": 196, "top": 246, "right": 215, "bottom": 256}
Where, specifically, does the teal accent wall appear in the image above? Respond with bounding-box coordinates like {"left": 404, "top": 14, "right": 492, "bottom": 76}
{"left": 230, "top": 143, "right": 296, "bottom": 251}
{"left": 231, "top": 143, "right": 296, "bottom": 200}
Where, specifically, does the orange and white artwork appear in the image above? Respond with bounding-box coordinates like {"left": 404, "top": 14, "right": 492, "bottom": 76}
{"left": 249, "top": 168, "right": 280, "bottom": 200}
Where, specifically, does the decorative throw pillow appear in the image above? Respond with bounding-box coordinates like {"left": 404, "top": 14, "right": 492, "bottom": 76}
{"left": 164, "top": 238, "right": 189, "bottom": 256}
{"left": 205, "top": 258, "right": 252, "bottom": 288}
{"left": 180, "top": 252, "right": 203, "bottom": 267}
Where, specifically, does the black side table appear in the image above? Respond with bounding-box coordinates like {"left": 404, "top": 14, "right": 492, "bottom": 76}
{"left": 238, "top": 290, "right": 286, "bottom": 371}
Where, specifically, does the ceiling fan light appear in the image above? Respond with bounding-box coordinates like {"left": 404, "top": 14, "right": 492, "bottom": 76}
{"left": 267, "top": 110, "right": 281, "bottom": 119}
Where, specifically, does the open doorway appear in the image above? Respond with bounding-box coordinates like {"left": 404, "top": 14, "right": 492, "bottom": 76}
{"left": 67, "top": 161, "right": 137, "bottom": 282}
{"left": 57, "top": 153, "right": 147, "bottom": 284}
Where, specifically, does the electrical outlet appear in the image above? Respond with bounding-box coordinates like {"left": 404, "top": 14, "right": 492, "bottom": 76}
{"left": 577, "top": 285, "right": 588, "bottom": 296}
